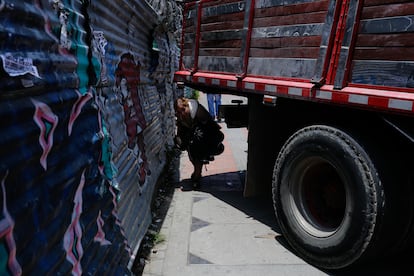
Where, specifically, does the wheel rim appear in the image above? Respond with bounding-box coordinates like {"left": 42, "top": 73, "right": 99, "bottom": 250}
{"left": 284, "top": 156, "right": 347, "bottom": 237}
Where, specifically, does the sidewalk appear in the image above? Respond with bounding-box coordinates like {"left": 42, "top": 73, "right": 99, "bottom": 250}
{"left": 140, "top": 93, "right": 414, "bottom": 276}
{"left": 141, "top": 93, "right": 326, "bottom": 276}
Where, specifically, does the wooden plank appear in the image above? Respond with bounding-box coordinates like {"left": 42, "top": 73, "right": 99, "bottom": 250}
{"left": 250, "top": 36, "right": 321, "bottom": 48}
{"left": 355, "top": 33, "right": 414, "bottom": 47}
{"left": 353, "top": 47, "right": 414, "bottom": 61}
{"left": 255, "top": 0, "right": 328, "bottom": 17}
{"left": 202, "top": 0, "right": 243, "bottom": 8}
{"left": 202, "top": 1, "right": 246, "bottom": 17}
{"left": 199, "top": 48, "right": 241, "bottom": 57}
{"left": 361, "top": 2, "right": 414, "bottom": 19}
{"left": 363, "top": 0, "right": 411, "bottom": 7}
{"left": 247, "top": 57, "right": 316, "bottom": 79}
{"left": 253, "top": 11, "right": 327, "bottom": 27}
{"left": 200, "top": 39, "right": 243, "bottom": 48}
{"left": 201, "top": 29, "right": 244, "bottom": 40}
{"left": 255, "top": 0, "right": 325, "bottom": 9}
{"left": 198, "top": 56, "right": 242, "bottom": 73}
{"left": 201, "top": 11, "right": 245, "bottom": 24}
{"left": 201, "top": 20, "right": 244, "bottom": 32}
{"left": 249, "top": 47, "right": 320, "bottom": 58}
{"left": 360, "top": 16, "right": 414, "bottom": 34}
{"left": 252, "top": 23, "right": 324, "bottom": 38}
{"left": 350, "top": 60, "right": 414, "bottom": 88}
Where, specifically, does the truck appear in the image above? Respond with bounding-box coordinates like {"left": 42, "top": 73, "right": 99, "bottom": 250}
{"left": 174, "top": 0, "right": 414, "bottom": 271}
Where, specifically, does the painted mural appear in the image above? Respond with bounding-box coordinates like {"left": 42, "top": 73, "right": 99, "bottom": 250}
{"left": 0, "top": 0, "right": 182, "bottom": 274}
{"left": 114, "top": 53, "right": 151, "bottom": 186}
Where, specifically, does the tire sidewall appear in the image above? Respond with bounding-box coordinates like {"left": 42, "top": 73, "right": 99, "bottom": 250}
{"left": 273, "top": 126, "right": 379, "bottom": 267}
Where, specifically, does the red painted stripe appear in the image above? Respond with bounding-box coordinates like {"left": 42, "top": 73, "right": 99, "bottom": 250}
{"left": 331, "top": 91, "right": 349, "bottom": 103}
{"left": 254, "top": 83, "right": 266, "bottom": 92}
{"left": 277, "top": 86, "right": 288, "bottom": 95}
{"left": 302, "top": 88, "right": 311, "bottom": 97}
{"left": 368, "top": 96, "right": 389, "bottom": 109}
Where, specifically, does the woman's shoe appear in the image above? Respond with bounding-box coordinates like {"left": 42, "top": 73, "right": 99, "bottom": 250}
{"left": 192, "top": 180, "right": 200, "bottom": 190}
{"left": 191, "top": 173, "right": 201, "bottom": 189}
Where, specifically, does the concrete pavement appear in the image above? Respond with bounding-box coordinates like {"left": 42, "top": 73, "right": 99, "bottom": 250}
{"left": 141, "top": 93, "right": 327, "bottom": 276}
{"left": 141, "top": 93, "right": 414, "bottom": 276}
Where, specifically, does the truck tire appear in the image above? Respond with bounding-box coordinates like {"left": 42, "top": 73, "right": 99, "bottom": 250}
{"left": 272, "top": 125, "right": 384, "bottom": 270}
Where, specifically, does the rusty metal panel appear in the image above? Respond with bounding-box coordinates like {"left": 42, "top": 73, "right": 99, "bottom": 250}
{"left": 0, "top": 0, "right": 181, "bottom": 274}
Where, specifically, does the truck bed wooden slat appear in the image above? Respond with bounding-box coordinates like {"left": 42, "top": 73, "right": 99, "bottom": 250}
{"left": 250, "top": 36, "right": 322, "bottom": 48}
{"left": 356, "top": 33, "right": 414, "bottom": 47}
{"left": 254, "top": 0, "right": 329, "bottom": 16}
{"left": 353, "top": 48, "right": 414, "bottom": 61}
{"left": 253, "top": 11, "right": 327, "bottom": 27}
{"left": 200, "top": 40, "right": 243, "bottom": 49}
{"left": 363, "top": 0, "right": 412, "bottom": 7}
{"left": 361, "top": 2, "right": 414, "bottom": 19}
{"left": 201, "top": 21, "right": 244, "bottom": 32}
{"left": 201, "top": 12, "right": 245, "bottom": 24}
{"left": 249, "top": 47, "right": 320, "bottom": 59}
{"left": 199, "top": 48, "right": 241, "bottom": 57}
{"left": 201, "top": 0, "right": 243, "bottom": 8}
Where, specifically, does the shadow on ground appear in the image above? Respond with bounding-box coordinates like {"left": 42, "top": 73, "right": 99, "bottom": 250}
{"left": 187, "top": 171, "right": 414, "bottom": 276}
{"left": 134, "top": 165, "right": 413, "bottom": 276}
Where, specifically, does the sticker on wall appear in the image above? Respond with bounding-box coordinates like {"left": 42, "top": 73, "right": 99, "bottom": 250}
{"left": 92, "top": 31, "right": 108, "bottom": 85}
{"left": 0, "top": 53, "right": 41, "bottom": 78}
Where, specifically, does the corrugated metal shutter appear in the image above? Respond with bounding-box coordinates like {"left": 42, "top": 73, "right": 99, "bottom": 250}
{"left": 0, "top": 0, "right": 182, "bottom": 274}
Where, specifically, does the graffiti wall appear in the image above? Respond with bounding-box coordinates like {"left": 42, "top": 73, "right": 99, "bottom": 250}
{"left": 0, "top": 0, "right": 182, "bottom": 274}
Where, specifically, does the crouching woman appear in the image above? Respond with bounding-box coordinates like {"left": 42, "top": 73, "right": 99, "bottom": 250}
{"left": 174, "top": 96, "right": 225, "bottom": 188}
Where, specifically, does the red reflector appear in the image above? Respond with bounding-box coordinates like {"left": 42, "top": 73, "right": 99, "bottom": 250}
{"left": 263, "top": 95, "right": 277, "bottom": 106}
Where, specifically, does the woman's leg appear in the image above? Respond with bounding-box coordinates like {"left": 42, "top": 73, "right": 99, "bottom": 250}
{"left": 191, "top": 159, "right": 203, "bottom": 181}
{"left": 189, "top": 156, "right": 203, "bottom": 188}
